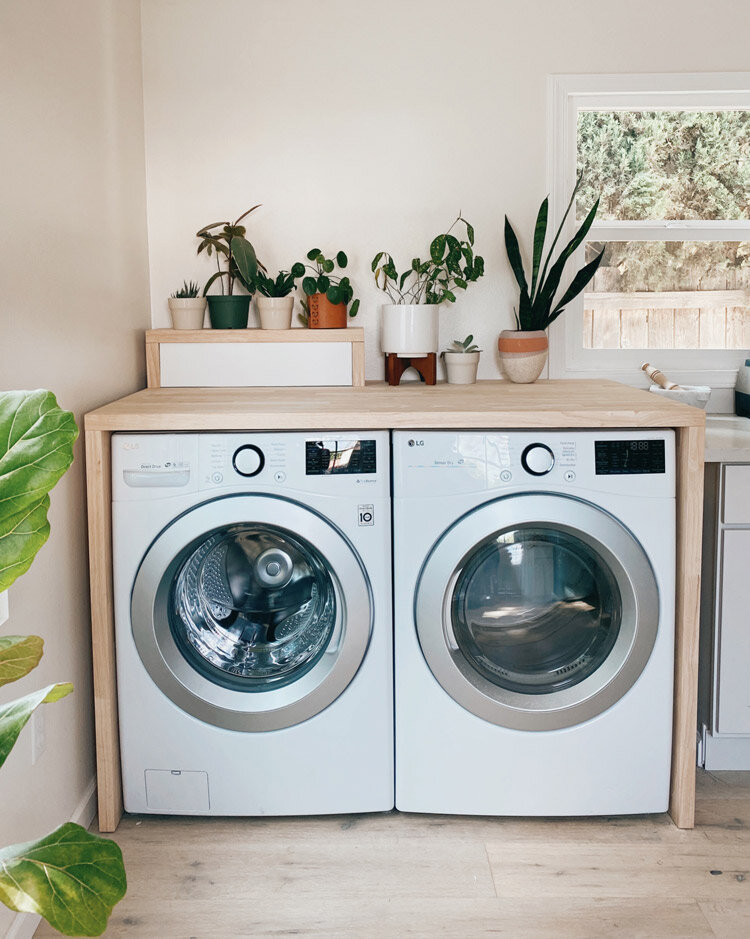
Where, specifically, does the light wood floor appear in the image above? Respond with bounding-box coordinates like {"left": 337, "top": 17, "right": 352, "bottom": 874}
{"left": 37, "top": 770, "right": 750, "bottom": 938}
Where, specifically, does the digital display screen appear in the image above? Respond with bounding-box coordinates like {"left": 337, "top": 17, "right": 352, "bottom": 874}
{"left": 305, "top": 439, "right": 377, "bottom": 475}
{"left": 595, "top": 439, "right": 665, "bottom": 475}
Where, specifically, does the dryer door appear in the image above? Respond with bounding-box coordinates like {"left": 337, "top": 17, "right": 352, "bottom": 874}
{"left": 131, "top": 494, "right": 372, "bottom": 731}
{"left": 415, "top": 493, "right": 661, "bottom": 730}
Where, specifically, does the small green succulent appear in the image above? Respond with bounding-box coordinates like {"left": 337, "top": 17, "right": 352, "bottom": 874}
{"left": 170, "top": 280, "right": 201, "bottom": 298}
{"left": 444, "top": 334, "right": 481, "bottom": 354}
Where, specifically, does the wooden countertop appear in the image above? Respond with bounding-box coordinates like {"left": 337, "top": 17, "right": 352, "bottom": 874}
{"left": 85, "top": 380, "right": 706, "bottom": 431}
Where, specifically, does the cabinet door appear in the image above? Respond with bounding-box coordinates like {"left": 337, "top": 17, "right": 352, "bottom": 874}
{"left": 717, "top": 529, "right": 750, "bottom": 734}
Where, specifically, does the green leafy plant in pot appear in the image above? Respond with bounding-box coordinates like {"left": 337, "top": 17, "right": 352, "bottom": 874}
{"left": 501, "top": 175, "right": 604, "bottom": 382}
{"left": 0, "top": 390, "right": 126, "bottom": 936}
{"left": 298, "top": 250, "right": 359, "bottom": 329}
{"left": 167, "top": 279, "right": 206, "bottom": 330}
{"left": 196, "top": 206, "right": 262, "bottom": 328}
{"left": 254, "top": 264, "right": 306, "bottom": 329}
{"left": 372, "top": 215, "right": 484, "bottom": 357}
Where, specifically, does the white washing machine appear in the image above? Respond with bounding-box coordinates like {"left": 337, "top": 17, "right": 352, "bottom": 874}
{"left": 393, "top": 429, "right": 675, "bottom": 816}
{"left": 112, "top": 431, "right": 392, "bottom": 816}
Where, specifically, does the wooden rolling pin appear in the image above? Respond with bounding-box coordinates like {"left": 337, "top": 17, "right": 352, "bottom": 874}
{"left": 641, "top": 362, "right": 681, "bottom": 390}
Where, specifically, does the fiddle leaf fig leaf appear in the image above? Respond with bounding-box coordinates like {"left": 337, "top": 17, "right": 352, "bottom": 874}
{"left": 0, "top": 682, "right": 73, "bottom": 769}
{"left": 0, "top": 822, "right": 126, "bottom": 937}
{"left": 0, "top": 391, "right": 78, "bottom": 592}
{"left": 0, "top": 635, "right": 43, "bottom": 688}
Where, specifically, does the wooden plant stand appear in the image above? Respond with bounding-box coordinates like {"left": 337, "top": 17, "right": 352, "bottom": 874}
{"left": 385, "top": 353, "right": 437, "bottom": 386}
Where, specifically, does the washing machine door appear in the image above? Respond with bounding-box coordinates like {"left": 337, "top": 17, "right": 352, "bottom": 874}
{"left": 415, "top": 493, "right": 660, "bottom": 730}
{"left": 131, "top": 494, "right": 372, "bottom": 731}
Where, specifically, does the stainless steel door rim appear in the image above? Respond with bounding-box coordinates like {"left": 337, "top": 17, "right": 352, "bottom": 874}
{"left": 131, "top": 494, "right": 372, "bottom": 731}
{"left": 415, "top": 493, "right": 659, "bottom": 731}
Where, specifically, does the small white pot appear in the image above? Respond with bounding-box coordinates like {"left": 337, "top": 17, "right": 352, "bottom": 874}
{"left": 443, "top": 351, "right": 480, "bottom": 384}
{"left": 256, "top": 295, "right": 294, "bottom": 330}
{"left": 381, "top": 303, "right": 439, "bottom": 355}
{"left": 168, "top": 297, "right": 206, "bottom": 330}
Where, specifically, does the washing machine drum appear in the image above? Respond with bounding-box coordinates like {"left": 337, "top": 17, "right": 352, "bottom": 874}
{"left": 131, "top": 495, "right": 372, "bottom": 731}
{"left": 416, "top": 493, "right": 661, "bottom": 731}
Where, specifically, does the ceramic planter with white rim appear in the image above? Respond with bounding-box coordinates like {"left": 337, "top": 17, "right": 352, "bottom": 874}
{"left": 256, "top": 296, "right": 294, "bottom": 329}
{"left": 168, "top": 297, "right": 206, "bottom": 330}
{"left": 443, "top": 351, "right": 480, "bottom": 385}
{"left": 497, "top": 329, "right": 548, "bottom": 383}
{"left": 381, "top": 303, "right": 439, "bottom": 356}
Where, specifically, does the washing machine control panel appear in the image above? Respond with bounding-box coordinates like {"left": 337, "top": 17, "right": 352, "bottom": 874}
{"left": 521, "top": 443, "right": 555, "bottom": 476}
{"left": 232, "top": 444, "right": 265, "bottom": 477}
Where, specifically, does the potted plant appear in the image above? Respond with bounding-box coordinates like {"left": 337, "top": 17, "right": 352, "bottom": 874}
{"left": 442, "top": 334, "right": 481, "bottom": 384}
{"left": 0, "top": 390, "right": 126, "bottom": 936}
{"left": 196, "top": 206, "right": 261, "bottom": 329}
{"left": 502, "top": 176, "right": 604, "bottom": 382}
{"left": 254, "top": 264, "right": 306, "bottom": 329}
{"left": 167, "top": 280, "right": 206, "bottom": 330}
{"left": 372, "top": 215, "right": 484, "bottom": 356}
{"left": 298, "top": 249, "right": 359, "bottom": 328}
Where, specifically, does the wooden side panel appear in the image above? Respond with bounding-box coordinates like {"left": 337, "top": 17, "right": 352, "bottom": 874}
{"left": 351, "top": 338, "right": 366, "bottom": 387}
{"left": 670, "top": 423, "right": 705, "bottom": 829}
{"left": 145, "top": 336, "right": 161, "bottom": 388}
{"left": 85, "top": 429, "right": 122, "bottom": 832}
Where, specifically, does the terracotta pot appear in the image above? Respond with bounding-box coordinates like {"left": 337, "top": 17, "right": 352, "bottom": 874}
{"left": 498, "top": 330, "right": 548, "bottom": 383}
{"left": 443, "top": 351, "right": 480, "bottom": 384}
{"left": 308, "top": 293, "right": 347, "bottom": 328}
{"left": 256, "top": 296, "right": 294, "bottom": 329}
{"left": 207, "top": 295, "right": 251, "bottom": 329}
{"left": 381, "top": 304, "right": 439, "bottom": 355}
{"left": 168, "top": 297, "right": 206, "bottom": 330}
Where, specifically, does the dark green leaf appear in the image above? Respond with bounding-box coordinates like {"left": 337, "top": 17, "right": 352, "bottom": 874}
{"left": 503, "top": 217, "right": 531, "bottom": 300}
{"left": 322, "top": 259, "right": 334, "bottom": 274}
{"left": 0, "top": 822, "right": 126, "bottom": 936}
{"left": 371, "top": 252, "right": 384, "bottom": 272}
{"left": 530, "top": 197, "right": 548, "bottom": 302}
{"left": 430, "top": 234, "right": 446, "bottom": 264}
{"left": 348, "top": 299, "right": 360, "bottom": 317}
{"left": 230, "top": 237, "right": 258, "bottom": 292}
{"left": 291, "top": 262, "right": 306, "bottom": 278}
{"left": 317, "top": 275, "right": 330, "bottom": 293}
{"left": 466, "top": 221, "right": 475, "bottom": 245}
{"left": 306, "top": 248, "right": 321, "bottom": 261}
{"left": 549, "top": 247, "right": 606, "bottom": 320}
{"left": 0, "top": 636, "right": 43, "bottom": 688}
{"left": 327, "top": 285, "right": 342, "bottom": 304}
{"left": 454, "top": 277, "right": 467, "bottom": 290}
{"left": 302, "top": 277, "right": 318, "bottom": 296}
{"left": 336, "top": 251, "right": 348, "bottom": 268}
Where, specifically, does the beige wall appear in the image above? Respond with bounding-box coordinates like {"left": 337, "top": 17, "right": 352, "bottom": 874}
{"left": 0, "top": 1, "right": 149, "bottom": 932}
{"left": 141, "top": 0, "right": 750, "bottom": 380}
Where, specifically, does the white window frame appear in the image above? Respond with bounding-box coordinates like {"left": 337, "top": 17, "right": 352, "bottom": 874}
{"left": 547, "top": 73, "right": 750, "bottom": 390}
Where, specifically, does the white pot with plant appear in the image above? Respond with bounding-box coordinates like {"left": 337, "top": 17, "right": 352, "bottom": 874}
{"left": 372, "top": 215, "right": 485, "bottom": 356}
{"left": 501, "top": 175, "right": 604, "bottom": 383}
{"left": 254, "top": 265, "right": 306, "bottom": 329}
{"left": 442, "top": 334, "right": 481, "bottom": 384}
{"left": 167, "top": 280, "right": 206, "bottom": 329}
{"left": 0, "top": 390, "right": 126, "bottom": 936}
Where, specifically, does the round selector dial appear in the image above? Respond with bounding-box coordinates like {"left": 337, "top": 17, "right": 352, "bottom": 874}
{"left": 232, "top": 444, "right": 265, "bottom": 477}
{"left": 521, "top": 443, "right": 555, "bottom": 476}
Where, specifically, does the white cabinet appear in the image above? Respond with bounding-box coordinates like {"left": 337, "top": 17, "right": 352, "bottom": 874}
{"left": 700, "top": 464, "right": 750, "bottom": 767}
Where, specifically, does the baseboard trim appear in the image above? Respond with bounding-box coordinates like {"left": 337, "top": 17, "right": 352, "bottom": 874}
{"left": 4, "top": 776, "right": 97, "bottom": 939}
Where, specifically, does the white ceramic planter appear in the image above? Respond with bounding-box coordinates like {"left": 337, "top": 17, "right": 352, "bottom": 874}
{"left": 256, "top": 296, "right": 294, "bottom": 330}
{"left": 381, "top": 304, "right": 439, "bottom": 356}
{"left": 168, "top": 298, "right": 207, "bottom": 330}
{"left": 443, "top": 351, "right": 480, "bottom": 384}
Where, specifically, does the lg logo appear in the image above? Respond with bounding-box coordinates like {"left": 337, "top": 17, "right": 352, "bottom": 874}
{"left": 407, "top": 439, "right": 424, "bottom": 447}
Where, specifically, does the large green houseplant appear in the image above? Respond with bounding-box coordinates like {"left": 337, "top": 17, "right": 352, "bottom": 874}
{"left": 372, "top": 215, "right": 484, "bottom": 357}
{"left": 196, "top": 206, "right": 261, "bottom": 328}
{"left": 0, "top": 390, "right": 126, "bottom": 936}
{"left": 500, "top": 175, "right": 604, "bottom": 382}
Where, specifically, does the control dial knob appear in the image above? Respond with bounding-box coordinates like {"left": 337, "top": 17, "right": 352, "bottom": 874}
{"left": 521, "top": 443, "right": 555, "bottom": 476}
{"left": 232, "top": 444, "right": 265, "bottom": 477}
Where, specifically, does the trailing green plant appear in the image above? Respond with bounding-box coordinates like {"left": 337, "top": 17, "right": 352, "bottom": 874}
{"left": 0, "top": 390, "right": 126, "bottom": 937}
{"left": 170, "top": 280, "right": 200, "bottom": 299}
{"left": 444, "top": 334, "right": 481, "bottom": 354}
{"left": 504, "top": 175, "right": 604, "bottom": 331}
{"left": 196, "top": 206, "right": 262, "bottom": 297}
{"left": 372, "top": 215, "right": 484, "bottom": 305}
{"left": 254, "top": 264, "right": 306, "bottom": 298}
{"left": 299, "top": 249, "right": 359, "bottom": 317}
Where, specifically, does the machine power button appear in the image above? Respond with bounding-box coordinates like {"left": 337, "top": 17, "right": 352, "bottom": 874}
{"left": 232, "top": 444, "right": 265, "bottom": 477}
{"left": 521, "top": 443, "right": 555, "bottom": 476}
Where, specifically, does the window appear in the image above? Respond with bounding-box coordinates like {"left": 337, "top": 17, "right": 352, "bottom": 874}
{"left": 548, "top": 74, "right": 750, "bottom": 390}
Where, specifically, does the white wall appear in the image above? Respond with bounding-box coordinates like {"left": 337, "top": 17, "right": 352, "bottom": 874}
{"left": 141, "top": 0, "right": 750, "bottom": 380}
{"left": 0, "top": 1, "right": 150, "bottom": 934}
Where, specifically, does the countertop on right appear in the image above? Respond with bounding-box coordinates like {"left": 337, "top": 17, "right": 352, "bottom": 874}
{"left": 705, "top": 415, "right": 750, "bottom": 463}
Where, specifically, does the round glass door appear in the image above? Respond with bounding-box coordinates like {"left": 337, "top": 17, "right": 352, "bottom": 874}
{"left": 416, "top": 494, "right": 660, "bottom": 731}
{"left": 131, "top": 494, "right": 372, "bottom": 731}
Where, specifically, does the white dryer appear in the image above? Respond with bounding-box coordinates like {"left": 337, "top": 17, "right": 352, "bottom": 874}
{"left": 393, "top": 430, "right": 675, "bottom": 816}
{"left": 112, "top": 431, "right": 392, "bottom": 816}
